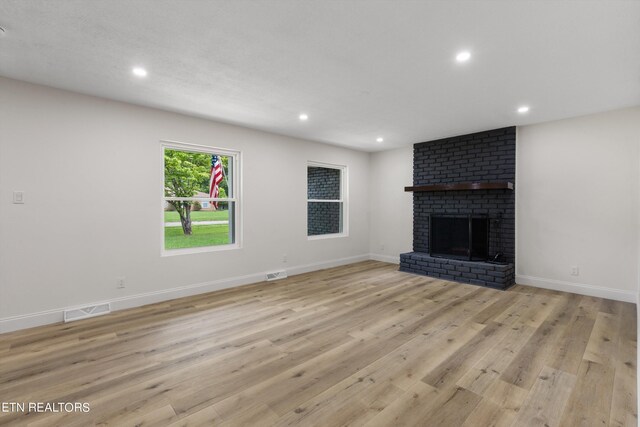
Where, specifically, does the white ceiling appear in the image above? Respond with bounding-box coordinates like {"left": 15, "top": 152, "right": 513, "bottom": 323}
{"left": 1, "top": 0, "right": 639, "bottom": 152}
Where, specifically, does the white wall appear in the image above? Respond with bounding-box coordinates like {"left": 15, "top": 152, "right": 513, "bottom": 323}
{"left": 2, "top": 77, "right": 639, "bottom": 334}
{"left": 368, "top": 146, "right": 413, "bottom": 263}
{"left": 516, "top": 107, "right": 640, "bottom": 302}
{"left": 0, "top": 77, "right": 371, "bottom": 332}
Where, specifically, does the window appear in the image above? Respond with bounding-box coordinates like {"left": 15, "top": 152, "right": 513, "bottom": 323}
{"left": 162, "top": 142, "right": 240, "bottom": 254}
{"left": 307, "top": 162, "right": 347, "bottom": 238}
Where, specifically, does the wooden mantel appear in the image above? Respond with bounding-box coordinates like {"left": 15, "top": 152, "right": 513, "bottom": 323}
{"left": 404, "top": 181, "right": 514, "bottom": 192}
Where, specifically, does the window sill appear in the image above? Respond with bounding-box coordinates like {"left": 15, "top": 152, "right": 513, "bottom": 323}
{"left": 307, "top": 233, "right": 348, "bottom": 241}
{"left": 161, "top": 243, "right": 241, "bottom": 257}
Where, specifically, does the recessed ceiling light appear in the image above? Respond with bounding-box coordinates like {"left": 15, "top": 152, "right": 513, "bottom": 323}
{"left": 299, "top": 113, "right": 308, "bottom": 121}
{"left": 376, "top": 137, "right": 384, "bottom": 143}
{"left": 132, "top": 67, "right": 148, "bottom": 78}
{"left": 517, "top": 106, "right": 530, "bottom": 114}
{"left": 456, "top": 51, "right": 471, "bottom": 62}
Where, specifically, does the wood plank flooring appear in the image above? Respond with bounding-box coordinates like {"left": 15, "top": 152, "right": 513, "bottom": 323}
{"left": 0, "top": 261, "right": 636, "bottom": 426}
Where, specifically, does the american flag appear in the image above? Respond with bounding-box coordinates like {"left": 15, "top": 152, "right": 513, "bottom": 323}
{"left": 209, "top": 155, "right": 224, "bottom": 209}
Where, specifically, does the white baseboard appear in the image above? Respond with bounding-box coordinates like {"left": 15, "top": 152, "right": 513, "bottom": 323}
{"left": 369, "top": 253, "right": 400, "bottom": 264}
{"left": 516, "top": 274, "right": 636, "bottom": 303}
{"left": 286, "top": 254, "right": 370, "bottom": 276}
{"left": 7, "top": 256, "right": 633, "bottom": 334}
{"left": 0, "top": 253, "right": 370, "bottom": 334}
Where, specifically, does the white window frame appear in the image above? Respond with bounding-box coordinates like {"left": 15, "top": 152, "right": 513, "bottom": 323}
{"left": 161, "top": 140, "right": 242, "bottom": 256}
{"left": 307, "top": 161, "right": 348, "bottom": 240}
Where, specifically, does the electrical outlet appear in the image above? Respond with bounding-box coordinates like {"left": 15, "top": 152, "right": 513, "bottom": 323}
{"left": 282, "top": 254, "right": 287, "bottom": 263}
{"left": 380, "top": 244, "right": 385, "bottom": 252}
{"left": 116, "top": 277, "right": 125, "bottom": 288}
{"left": 13, "top": 191, "right": 24, "bottom": 204}
{"left": 571, "top": 266, "right": 579, "bottom": 276}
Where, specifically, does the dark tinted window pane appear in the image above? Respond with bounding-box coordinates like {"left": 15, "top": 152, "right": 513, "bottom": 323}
{"left": 307, "top": 167, "right": 341, "bottom": 200}
{"left": 308, "top": 202, "right": 342, "bottom": 235}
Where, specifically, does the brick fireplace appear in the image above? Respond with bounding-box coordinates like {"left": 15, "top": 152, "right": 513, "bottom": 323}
{"left": 399, "top": 127, "right": 516, "bottom": 289}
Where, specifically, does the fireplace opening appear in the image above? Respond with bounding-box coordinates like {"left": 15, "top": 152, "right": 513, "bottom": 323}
{"left": 429, "top": 215, "right": 489, "bottom": 261}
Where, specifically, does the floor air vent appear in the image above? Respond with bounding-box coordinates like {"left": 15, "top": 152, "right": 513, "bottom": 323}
{"left": 266, "top": 270, "right": 288, "bottom": 281}
{"left": 64, "top": 303, "right": 111, "bottom": 322}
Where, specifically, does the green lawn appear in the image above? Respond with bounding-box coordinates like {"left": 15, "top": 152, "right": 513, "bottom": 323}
{"left": 164, "top": 210, "right": 229, "bottom": 222}
{"left": 164, "top": 224, "right": 231, "bottom": 249}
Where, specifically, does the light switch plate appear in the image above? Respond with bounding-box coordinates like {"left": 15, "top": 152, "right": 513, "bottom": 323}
{"left": 13, "top": 191, "right": 24, "bottom": 204}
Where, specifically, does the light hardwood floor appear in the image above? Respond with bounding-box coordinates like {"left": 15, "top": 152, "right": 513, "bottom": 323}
{"left": 0, "top": 261, "right": 636, "bottom": 426}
